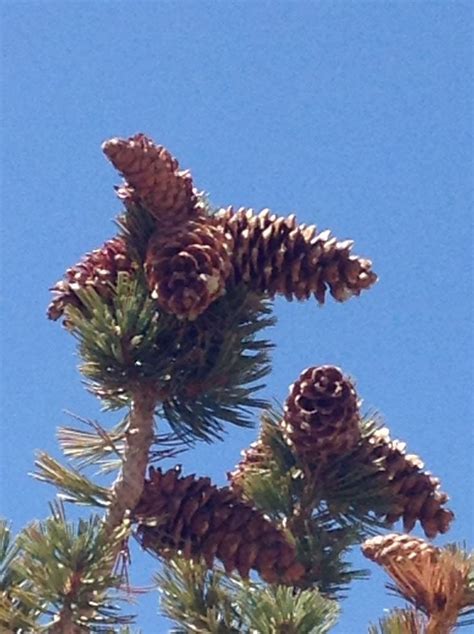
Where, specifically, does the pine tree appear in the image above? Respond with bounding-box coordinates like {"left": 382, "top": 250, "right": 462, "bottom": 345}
{"left": 2, "top": 133, "right": 472, "bottom": 633}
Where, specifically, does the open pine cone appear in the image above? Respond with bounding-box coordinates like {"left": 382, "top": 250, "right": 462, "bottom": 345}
{"left": 47, "top": 236, "right": 135, "bottom": 322}
{"left": 145, "top": 220, "right": 233, "bottom": 320}
{"left": 102, "top": 133, "right": 200, "bottom": 225}
{"left": 281, "top": 365, "right": 361, "bottom": 465}
{"left": 217, "top": 207, "right": 377, "bottom": 303}
{"left": 362, "top": 534, "right": 472, "bottom": 632}
{"left": 362, "top": 533, "right": 439, "bottom": 568}
{"left": 133, "top": 466, "right": 304, "bottom": 584}
{"left": 228, "top": 437, "right": 271, "bottom": 496}
{"left": 354, "top": 427, "right": 454, "bottom": 538}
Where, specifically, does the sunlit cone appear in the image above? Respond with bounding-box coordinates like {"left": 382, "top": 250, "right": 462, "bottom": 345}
{"left": 145, "top": 219, "right": 233, "bottom": 320}
{"left": 228, "top": 437, "right": 271, "bottom": 496}
{"left": 281, "top": 366, "right": 361, "bottom": 465}
{"left": 363, "top": 532, "right": 439, "bottom": 568}
{"left": 356, "top": 427, "right": 454, "bottom": 538}
{"left": 47, "top": 237, "right": 135, "bottom": 322}
{"left": 133, "top": 466, "right": 305, "bottom": 584}
{"left": 102, "top": 133, "right": 199, "bottom": 225}
{"left": 216, "top": 207, "right": 377, "bottom": 303}
{"left": 362, "top": 534, "right": 472, "bottom": 633}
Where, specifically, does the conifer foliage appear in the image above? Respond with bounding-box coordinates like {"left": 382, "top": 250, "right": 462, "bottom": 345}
{"left": 3, "top": 133, "right": 471, "bottom": 633}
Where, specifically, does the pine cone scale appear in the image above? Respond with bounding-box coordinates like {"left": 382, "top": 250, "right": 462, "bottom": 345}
{"left": 102, "top": 134, "right": 199, "bottom": 224}
{"left": 134, "top": 467, "right": 303, "bottom": 584}
{"left": 145, "top": 220, "right": 232, "bottom": 320}
{"left": 282, "top": 366, "right": 361, "bottom": 464}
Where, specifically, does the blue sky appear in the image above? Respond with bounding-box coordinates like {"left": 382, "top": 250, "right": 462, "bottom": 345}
{"left": 1, "top": 2, "right": 472, "bottom": 631}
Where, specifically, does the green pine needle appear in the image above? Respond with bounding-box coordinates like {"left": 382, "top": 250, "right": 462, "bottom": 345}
{"left": 157, "top": 559, "right": 243, "bottom": 633}
{"left": 237, "top": 584, "right": 339, "bottom": 634}
{"left": 368, "top": 608, "right": 425, "bottom": 634}
{"left": 0, "top": 520, "right": 45, "bottom": 631}
{"left": 66, "top": 269, "right": 275, "bottom": 443}
{"left": 33, "top": 452, "right": 111, "bottom": 508}
{"left": 10, "top": 502, "right": 133, "bottom": 630}
{"left": 158, "top": 557, "right": 339, "bottom": 634}
{"left": 57, "top": 413, "right": 190, "bottom": 474}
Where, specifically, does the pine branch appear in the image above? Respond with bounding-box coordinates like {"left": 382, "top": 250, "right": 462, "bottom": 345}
{"left": 62, "top": 265, "right": 274, "bottom": 442}
{"left": 3, "top": 504, "right": 133, "bottom": 632}
{"left": 228, "top": 409, "right": 373, "bottom": 595}
{"left": 362, "top": 535, "right": 474, "bottom": 634}
{"left": 231, "top": 393, "right": 453, "bottom": 537}
{"left": 236, "top": 584, "right": 339, "bottom": 634}
{"left": 34, "top": 453, "right": 111, "bottom": 507}
{"left": 105, "top": 385, "right": 158, "bottom": 535}
{"left": 157, "top": 557, "right": 339, "bottom": 634}
{"left": 157, "top": 559, "right": 243, "bottom": 633}
{"left": 0, "top": 520, "right": 44, "bottom": 632}
{"left": 34, "top": 387, "right": 157, "bottom": 629}
{"left": 57, "top": 413, "right": 129, "bottom": 474}
{"left": 368, "top": 608, "right": 426, "bottom": 634}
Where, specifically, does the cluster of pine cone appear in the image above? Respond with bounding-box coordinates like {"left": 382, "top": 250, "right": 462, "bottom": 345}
{"left": 48, "top": 133, "right": 377, "bottom": 323}
{"left": 47, "top": 134, "right": 456, "bottom": 590}
{"left": 230, "top": 365, "right": 454, "bottom": 539}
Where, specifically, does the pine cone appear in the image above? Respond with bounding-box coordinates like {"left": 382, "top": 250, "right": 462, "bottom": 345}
{"left": 145, "top": 219, "right": 233, "bottom": 320}
{"left": 102, "top": 134, "right": 199, "bottom": 225}
{"left": 362, "top": 532, "right": 439, "bottom": 568}
{"left": 281, "top": 366, "right": 361, "bottom": 464}
{"left": 362, "top": 533, "right": 470, "bottom": 629}
{"left": 216, "top": 207, "right": 377, "bottom": 303}
{"left": 228, "top": 438, "right": 271, "bottom": 496}
{"left": 133, "top": 466, "right": 304, "bottom": 584}
{"left": 354, "top": 427, "right": 454, "bottom": 538}
{"left": 47, "top": 237, "right": 134, "bottom": 322}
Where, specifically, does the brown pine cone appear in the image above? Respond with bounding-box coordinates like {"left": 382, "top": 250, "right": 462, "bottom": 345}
{"left": 362, "top": 533, "right": 439, "bottom": 568}
{"left": 216, "top": 207, "right": 377, "bottom": 303}
{"left": 281, "top": 366, "right": 361, "bottom": 465}
{"left": 47, "top": 237, "right": 134, "bottom": 322}
{"left": 228, "top": 438, "right": 271, "bottom": 496}
{"left": 133, "top": 466, "right": 304, "bottom": 584}
{"left": 145, "top": 219, "right": 233, "bottom": 320}
{"left": 102, "top": 134, "right": 199, "bottom": 225}
{"left": 362, "top": 533, "right": 470, "bottom": 631}
{"left": 354, "top": 427, "right": 454, "bottom": 538}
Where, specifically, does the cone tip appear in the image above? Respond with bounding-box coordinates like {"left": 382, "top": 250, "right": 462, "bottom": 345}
{"left": 101, "top": 137, "right": 121, "bottom": 154}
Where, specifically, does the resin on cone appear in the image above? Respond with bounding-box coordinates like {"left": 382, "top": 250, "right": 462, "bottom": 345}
{"left": 133, "top": 466, "right": 304, "bottom": 584}
{"left": 281, "top": 366, "right": 361, "bottom": 464}
{"left": 145, "top": 219, "right": 233, "bottom": 320}
{"left": 47, "top": 237, "right": 134, "bottom": 322}
{"left": 102, "top": 134, "right": 199, "bottom": 225}
{"left": 216, "top": 207, "right": 377, "bottom": 304}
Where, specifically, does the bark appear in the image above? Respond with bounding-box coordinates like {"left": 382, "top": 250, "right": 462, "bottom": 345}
{"left": 105, "top": 383, "right": 158, "bottom": 533}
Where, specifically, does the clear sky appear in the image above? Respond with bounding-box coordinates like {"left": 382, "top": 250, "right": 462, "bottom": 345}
{"left": 1, "top": 2, "right": 472, "bottom": 632}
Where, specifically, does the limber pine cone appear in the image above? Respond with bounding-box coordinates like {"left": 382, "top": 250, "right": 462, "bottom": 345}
{"left": 133, "top": 466, "right": 305, "bottom": 584}
{"left": 362, "top": 533, "right": 439, "bottom": 569}
{"left": 47, "top": 237, "right": 134, "bottom": 322}
{"left": 228, "top": 437, "right": 271, "bottom": 496}
{"left": 145, "top": 219, "right": 233, "bottom": 320}
{"left": 102, "top": 134, "right": 199, "bottom": 225}
{"left": 216, "top": 207, "right": 377, "bottom": 304}
{"left": 362, "top": 533, "right": 470, "bottom": 630}
{"left": 229, "top": 366, "right": 453, "bottom": 539}
{"left": 281, "top": 366, "right": 361, "bottom": 465}
{"left": 355, "top": 427, "right": 454, "bottom": 538}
